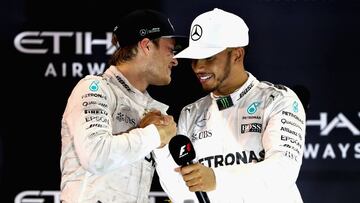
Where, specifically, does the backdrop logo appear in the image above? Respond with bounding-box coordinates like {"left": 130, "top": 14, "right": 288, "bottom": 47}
{"left": 303, "top": 112, "right": 360, "bottom": 160}
{"left": 14, "top": 31, "right": 115, "bottom": 55}
{"left": 307, "top": 112, "right": 360, "bottom": 136}
{"left": 13, "top": 31, "right": 116, "bottom": 78}
{"left": 15, "top": 190, "right": 60, "bottom": 203}
{"left": 15, "top": 190, "right": 168, "bottom": 203}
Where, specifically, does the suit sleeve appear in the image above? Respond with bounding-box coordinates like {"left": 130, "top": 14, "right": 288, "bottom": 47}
{"left": 63, "top": 76, "right": 161, "bottom": 174}
{"left": 153, "top": 106, "right": 198, "bottom": 203}
{"left": 213, "top": 92, "right": 306, "bottom": 202}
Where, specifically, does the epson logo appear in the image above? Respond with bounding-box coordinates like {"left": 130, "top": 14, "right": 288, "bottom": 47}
{"left": 14, "top": 31, "right": 116, "bottom": 55}
{"left": 307, "top": 112, "right": 360, "bottom": 136}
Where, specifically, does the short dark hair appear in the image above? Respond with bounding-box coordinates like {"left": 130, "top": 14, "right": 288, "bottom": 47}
{"left": 108, "top": 35, "right": 160, "bottom": 66}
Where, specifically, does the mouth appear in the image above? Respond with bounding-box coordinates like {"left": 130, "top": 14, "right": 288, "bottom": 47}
{"left": 166, "top": 65, "right": 172, "bottom": 72}
{"left": 168, "top": 65, "right": 174, "bottom": 71}
{"left": 197, "top": 73, "right": 213, "bottom": 83}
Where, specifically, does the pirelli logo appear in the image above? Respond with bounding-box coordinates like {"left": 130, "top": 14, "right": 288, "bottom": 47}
{"left": 216, "top": 96, "right": 234, "bottom": 111}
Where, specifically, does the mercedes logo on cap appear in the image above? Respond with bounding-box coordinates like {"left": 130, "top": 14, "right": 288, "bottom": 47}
{"left": 139, "top": 29, "right": 147, "bottom": 36}
{"left": 190, "top": 24, "right": 202, "bottom": 41}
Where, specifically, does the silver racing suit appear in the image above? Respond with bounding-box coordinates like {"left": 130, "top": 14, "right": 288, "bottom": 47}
{"left": 155, "top": 72, "right": 306, "bottom": 203}
{"left": 60, "top": 65, "right": 168, "bottom": 203}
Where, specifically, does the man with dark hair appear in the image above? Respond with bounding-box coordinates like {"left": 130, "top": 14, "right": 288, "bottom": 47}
{"left": 60, "top": 9, "right": 183, "bottom": 203}
{"left": 155, "top": 8, "right": 306, "bottom": 203}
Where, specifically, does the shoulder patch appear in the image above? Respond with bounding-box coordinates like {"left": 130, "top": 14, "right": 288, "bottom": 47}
{"left": 260, "top": 81, "right": 288, "bottom": 92}
{"left": 274, "top": 84, "right": 288, "bottom": 91}
{"left": 182, "top": 95, "right": 211, "bottom": 114}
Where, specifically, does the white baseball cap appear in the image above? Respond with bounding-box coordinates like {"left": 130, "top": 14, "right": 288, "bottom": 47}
{"left": 174, "top": 8, "right": 249, "bottom": 59}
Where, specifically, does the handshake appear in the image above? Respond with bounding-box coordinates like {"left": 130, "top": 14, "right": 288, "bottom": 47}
{"left": 139, "top": 110, "right": 177, "bottom": 148}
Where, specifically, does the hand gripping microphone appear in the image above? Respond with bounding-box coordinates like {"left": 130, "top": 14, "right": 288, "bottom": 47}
{"left": 169, "top": 134, "right": 211, "bottom": 203}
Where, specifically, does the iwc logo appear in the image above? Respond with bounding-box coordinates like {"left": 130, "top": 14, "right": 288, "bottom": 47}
{"left": 190, "top": 24, "right": 202, "bottom": 41}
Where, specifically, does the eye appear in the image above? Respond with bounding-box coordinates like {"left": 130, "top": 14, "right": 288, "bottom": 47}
{"left": 170, "top": 47, "right": 176, "bottom": 55}
{"left": 191, "top": 59, "right": 198, "bottom": 66}
{"left": 205, "top": 56, "right": 215, "bottom": 61}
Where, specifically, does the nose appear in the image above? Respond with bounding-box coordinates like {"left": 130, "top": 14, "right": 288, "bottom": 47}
{"left": 171, "top": 57, "right": 178, "bottom": 67}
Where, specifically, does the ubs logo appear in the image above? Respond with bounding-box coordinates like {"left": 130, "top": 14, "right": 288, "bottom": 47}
{"left": 191, "top": 24, "right": 202, "bottom": 41}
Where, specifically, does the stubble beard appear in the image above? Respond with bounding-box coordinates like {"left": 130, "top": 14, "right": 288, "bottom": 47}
{"left": 202, "top": 54, "right": 232, "bottom": 94}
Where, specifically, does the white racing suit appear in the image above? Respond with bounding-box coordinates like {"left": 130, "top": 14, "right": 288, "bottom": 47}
{"left": 60, "top": 65, "right": 168, "bottom": 203}
{"left": 154, "top": 72, "right": 306, "bottom": 203}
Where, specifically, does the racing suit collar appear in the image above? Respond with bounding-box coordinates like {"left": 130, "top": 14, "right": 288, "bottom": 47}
{"left": 106, "top": 66, "right": 169, "bottom": 112}
{"left": 211, "top": 71, "right": 259, "bottom": 110}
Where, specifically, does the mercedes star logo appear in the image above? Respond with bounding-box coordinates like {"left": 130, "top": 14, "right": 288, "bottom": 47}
{"left": 190, "top": 24, "right": 202, "bottom": 41}
{"left": 139, "top": 29, "right": 147, "bottom": 36}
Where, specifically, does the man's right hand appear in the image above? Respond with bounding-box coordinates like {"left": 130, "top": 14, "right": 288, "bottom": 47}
{"left": 139, "top": 110, "right": 177, "bottom": 148}
{"left": 175, "top": 163, "right": 216, "bottom": 192}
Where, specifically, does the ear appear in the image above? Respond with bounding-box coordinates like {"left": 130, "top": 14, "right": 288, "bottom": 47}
{"left": 233, "top": 47, "right": 245, "bottom": 63}
{"left": 138, "top": 38, "right": 151, "bottom": 53}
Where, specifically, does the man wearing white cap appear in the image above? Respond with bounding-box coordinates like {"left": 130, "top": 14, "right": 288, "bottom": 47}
{"left": 155, "top": 8, "right": 306, "bottom": 203}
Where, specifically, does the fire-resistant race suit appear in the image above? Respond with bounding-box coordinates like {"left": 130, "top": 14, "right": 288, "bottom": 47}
{"left": 60, "top": 65, "right": 168, "bottom": 203}
{"left": 154, "top": 72, "right": 306, "bottom": 203}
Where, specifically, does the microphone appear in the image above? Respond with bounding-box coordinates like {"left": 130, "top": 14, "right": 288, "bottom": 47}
{"left": 169, "top": 134, "right": 211, "bottom": 203}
